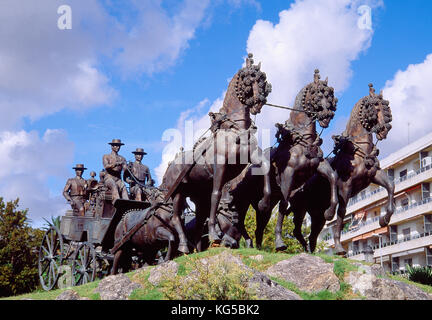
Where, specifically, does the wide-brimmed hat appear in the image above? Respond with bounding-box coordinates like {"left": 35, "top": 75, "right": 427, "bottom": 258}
{"left": 132, "top": 148, "right": 147, "bottom": 155}
{"left": 108, "top": 139, "right": 125, "bottom": 146}
{"left": 73, "top": 164, "right": 87, "bottom": 170}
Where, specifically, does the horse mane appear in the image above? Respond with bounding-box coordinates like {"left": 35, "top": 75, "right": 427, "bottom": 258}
{"left": 221, "top": 53, "right": 272, "bottom": 113}
{"left": 293, "top": 69, "right": 337, "bottom": 118}
{"left": 348, "top": 84, "right": 392, "bottom": 133}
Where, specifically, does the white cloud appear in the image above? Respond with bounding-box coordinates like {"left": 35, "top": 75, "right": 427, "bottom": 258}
{"left": 155, "top": 0, "right": 380, "bottom": 182}
{"left": 246, "top": 0, "right": 378, "bottom": 134}
{"left": 379, "top": 53, "right": 432, "bottom": 157}
{"left": 113, "top": 0, "right": 211, "bottom": 75}
{"left": 154, "top": 96, "right": 223, "bottom": 183}
{"left": 0, "top": 129, "right": 74, "bottom": 227}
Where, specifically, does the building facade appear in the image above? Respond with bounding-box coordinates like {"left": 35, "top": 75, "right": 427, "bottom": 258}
{"left": 319, "top": 133, "right": 432, "bottom": 273}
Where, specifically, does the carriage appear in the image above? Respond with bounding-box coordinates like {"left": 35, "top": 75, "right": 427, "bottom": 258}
{"left": 38, "top": 184, "right": 151, "bottom": 291}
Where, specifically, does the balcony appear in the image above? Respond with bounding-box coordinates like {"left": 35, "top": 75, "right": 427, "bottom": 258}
{"left": 371, "top": 231, "right": 432, "bottom": 258}
{"left": 324, "top": 196, "right": 432, "bottom": 246}
{"left": 345, "top": 163, "right": 432, "bottom": 213}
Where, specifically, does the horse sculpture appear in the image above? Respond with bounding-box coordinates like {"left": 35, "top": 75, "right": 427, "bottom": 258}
{"left": 111, "top": 186, "right": 178, "bottom": 274}
{"left": 161, "top": 53, "right": 272, "bottom": 253}
{"left": 275, "top": 84, "right": 394, "bottom": 255}
{"left": 215, "top": 70, "right": 339, "bottom": 249}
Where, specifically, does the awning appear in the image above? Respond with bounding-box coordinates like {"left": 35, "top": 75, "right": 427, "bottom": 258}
{"left": 352, "top": 226, "right": 388, "bottom": 242}
{"left": 391, "top": 247, "right": 426, "bottom": 258}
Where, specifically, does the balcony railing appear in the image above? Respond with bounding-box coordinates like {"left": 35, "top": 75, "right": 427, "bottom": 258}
{"left": 347, "top": 163, "right": 432, "bottom": 207}
{"left": 341, "top": 196, "right": 432, "bottom": 236}
{"left": 370, "top": 230, "right": 432, "bottom": 251}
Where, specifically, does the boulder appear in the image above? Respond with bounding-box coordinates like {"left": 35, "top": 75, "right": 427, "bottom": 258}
{"left": 248, "top": 272, "right": 302, "bottom": 300}
{"left": 352, "top": 262, "right": 386, "bottom": 277}
{"left": 93, "top": 274, "right": 142, "bottom": 300}
{"left": 55, "top": 290, "right": 82, "bottom": 300}
{"left": 148, "top": 260, "right": 179, "bottom": 286}
{"left": 344, "top": 271, "right": 432, "bottom": 300}
{"left": 266, "top": 253, "right": 340, "bottom": 293}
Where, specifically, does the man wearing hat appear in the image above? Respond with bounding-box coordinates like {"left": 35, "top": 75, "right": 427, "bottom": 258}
{"left": 124, "top": 148, "right": 153, "bottom": 201}
{"left": 63, "top": 164, "right": 88, "bottom": 216}
{"left": 102, "top": 139, "right": 129, "bottom": 202}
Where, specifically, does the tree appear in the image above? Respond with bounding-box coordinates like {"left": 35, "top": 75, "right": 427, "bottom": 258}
{"left": 242, "top": 205, "right": 328, "bottom": 253}
{"left": 0, "top": 197, "right": 44, "bottom": 297}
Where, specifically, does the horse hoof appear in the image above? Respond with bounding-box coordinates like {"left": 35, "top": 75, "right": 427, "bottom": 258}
{"left": 178, "top": 243, "right": 190, "bottom": 254}
{"left": 324, "top": 209, "right": 335, "bottom": 221}
{"left": 379, "top": 215, "right": 389, "bottom": 227}
{"left": 208, "top": 230, "right": 221, "bottom": 243}
{"left": 275, "top": 239, "right": 287, "bottom": 251}
{"left": 258, "top": 199, "right": 269, "bottom": 212}
{"left": 245, "top": 239, "right": 253, "bottom": 249}
{"left": 335, "top": 249, "right": 346, "bottom": 256}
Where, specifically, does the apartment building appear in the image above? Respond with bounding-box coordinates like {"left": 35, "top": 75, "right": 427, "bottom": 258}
{"left": 319, "top": 132, "right": 432, "bottom": 273}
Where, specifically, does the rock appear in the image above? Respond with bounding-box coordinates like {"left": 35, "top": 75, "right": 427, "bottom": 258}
{"left": 248, "top": 273, "right": 302, "bottom": 300}
{"left": 55, "top": 290, "right": 81, "bottom": 300}
{"left": 266, "top": 253, "right": 340, "bottom": 293}
{"left": 94, "top": 274, "right": 142, "bottom": 300}
{"left": 352, "top": 263, "right": 386, "bottom": 277}
{"left": 249, "top": 254, "right": 264, "bottom": 261}
{"left": 148, "top": 260, "right": 179, "bottom": 286}
{"left": 344, "top": 271, "right": 432, "bottom": 300}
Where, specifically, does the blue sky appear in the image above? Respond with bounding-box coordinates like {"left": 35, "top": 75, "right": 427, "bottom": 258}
{"left": 1, "top": 0, "right": 431, "bottom": 227}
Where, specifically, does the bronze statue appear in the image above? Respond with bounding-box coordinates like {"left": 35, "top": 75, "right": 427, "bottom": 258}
{"left": 161, "top": 53, "right": 272, "bottom": 253}
{"left": 275, "top": 84, "right": 395, "bottom": 255}
{"left": 63, "top": 164, "right": 88, "bottom": 216}
{"left": 102, "top": 139, "right": 129, "bottom": 202}
{"left": 214, "top": 70, "right": 339, "bottom": 249}
{"left": 111, "top": 187, "right": 178, "bottom": 274}
{"left": 123, "top": 148, "right": 153, "bottom": 201}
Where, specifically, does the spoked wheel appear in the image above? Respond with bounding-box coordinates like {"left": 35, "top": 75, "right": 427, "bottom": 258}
{"left": 38, "top": 226, "right": 64, "bottom": 291}
{"left": 72, "top": 242, "right": 97, "bottom": 286}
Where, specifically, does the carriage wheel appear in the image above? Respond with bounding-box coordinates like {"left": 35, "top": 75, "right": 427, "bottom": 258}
{"left": 38, "top": 226, "right": 64, "bottom": 291}
{"left": 72, "top": 242, "right": 97, "bottom": 286}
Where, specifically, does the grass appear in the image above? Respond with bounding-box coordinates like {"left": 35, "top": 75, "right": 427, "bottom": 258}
{"left": 2, "top": 248, "right": 431, "bottom": 300}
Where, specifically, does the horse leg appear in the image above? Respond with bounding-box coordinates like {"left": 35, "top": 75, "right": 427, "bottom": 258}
{"left": 254, "top": 205, "right": 272, "bottom": 250}
{"left": 208, "top": 164, "right": 226, "bottom": 243}
{"left": 155, "top": 227, "right": 176, "bottom": 261}
{"left": 172, "top": 192, "right": 189, "bottom": 253}
{"left": 275, "top": 199, "right": 289, "bottom": 251}
{"left": 316, "top": 160, "right": 339, "bottom": 221}
{"left": 293, "top": 207, "right": 308, "bottom": 252}
{"left": 333, "top": 196, "right": 347, "bottom": 255}
{"left": 238, "top": 210, "right": 253, "bottom": 248}
{"left": 308, "top": 211, "right": 326, "bottom": 253}
{"left": 250, "top": 149, "right": 271, "bottom": 212}
{"left": 111, "top": 249, "right": 123, "bottom": 275}
{"left": 372, "top": 169, "right": 395, "bottom": 227}
{"left": 194, "top": 204, "right": 209, "bottom": 252}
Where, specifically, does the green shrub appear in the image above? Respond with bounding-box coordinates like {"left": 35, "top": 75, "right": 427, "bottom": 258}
{"left": 406, "top": 265, "right": 432, "bottom": 286}
{"left": 160, "top": 255, "right": 256, "bottom": 300}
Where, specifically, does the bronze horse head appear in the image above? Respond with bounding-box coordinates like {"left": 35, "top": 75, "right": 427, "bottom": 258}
{"left": 357, "top": 83, "right": 392, "bottom": 141}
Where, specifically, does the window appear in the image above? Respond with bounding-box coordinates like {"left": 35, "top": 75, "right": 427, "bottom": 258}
{"left": 387, "top": 168, "right": 394, "bottom": 181}
{"left": 422, "top": 183, "right": 430, "bottom": 200}
{"left": 402, "top": 228, "right": 411, "bottom": 241}
{"left": 425, "top": 215, "right": 432, "bottom": 234}
{"left": 353, "top": 241, "right": 359, "bottom": 253}
{"left": 390, "top": 225, "right": 398, "bottom": 243}
{"left": 399, "top": 169, "right": 407, "bottom": 181}
{"left": 404, "top": 258, "right": 413, "bottom": 268}
{"left": 392, "top": 257, "right": 400, "bottom": 272}
{"left": 401, "top": 198, "right": 409, "bottom": 208}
